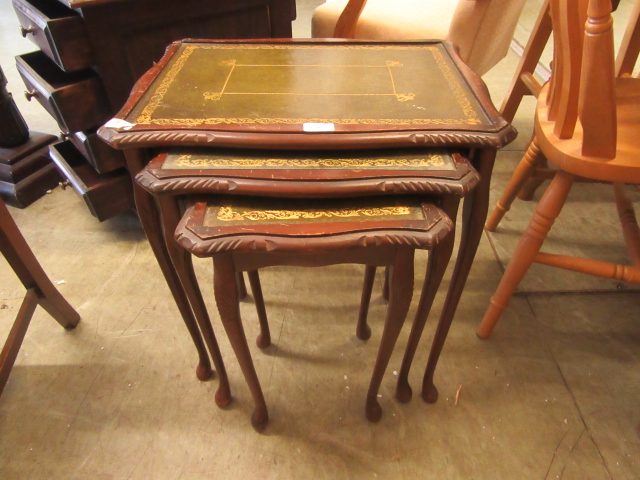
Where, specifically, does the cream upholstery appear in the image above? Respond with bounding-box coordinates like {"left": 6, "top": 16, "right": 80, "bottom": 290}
{"left": 311, "top": 0, "right": 526, "bottom": 76}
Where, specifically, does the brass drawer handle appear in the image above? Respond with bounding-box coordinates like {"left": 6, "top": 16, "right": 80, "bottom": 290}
{"left": 20, "top": 26, "right": 36, "bottom": 37}
{"left": 24, "top": 90, "right": 37, "bottom": 101}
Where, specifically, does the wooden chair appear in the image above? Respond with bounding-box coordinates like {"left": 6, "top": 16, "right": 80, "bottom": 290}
{"left": 0, "top": 197, "right": 80, "bottom": 396}
{"left": 478, "top": 0, "right": 640, "bottom": 339}
{"left": 485, "top": 0, "right": 639, "bottom": 231}
{"left": 174, "top": 195, "right": 454, "bottom": 431}
{"left": 500, "top": 0, "right": 623, "bottom": 123}
{"left": 312, "top": 0, "right": 526, "bottom": 76}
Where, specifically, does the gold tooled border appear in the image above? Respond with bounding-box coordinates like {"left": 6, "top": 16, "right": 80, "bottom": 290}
{"left": 215, "top": 205, "right": 412, "bottom": 222}
{"left": 171, "top": 153, "right": 449, "bottom": 169}
{"left": 134, "top": 44, "right": 483, "bottom": 126}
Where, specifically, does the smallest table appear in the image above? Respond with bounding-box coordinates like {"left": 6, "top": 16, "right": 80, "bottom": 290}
{"left": 175, "top": 195, "right": 454, "bottom": 430}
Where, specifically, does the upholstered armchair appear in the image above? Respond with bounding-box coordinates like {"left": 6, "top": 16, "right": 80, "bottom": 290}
{"left": 312, "top": 0, "right": 526, "bottom": 76}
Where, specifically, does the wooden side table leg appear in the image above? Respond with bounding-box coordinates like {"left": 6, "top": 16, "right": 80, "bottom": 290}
{"left": 418, "top": 236, "right": 461, "bottom": 404}
{"left": 356, "top": 265, "right": 376, "bottom": 341}
{"left": 419, "top": 148, "right": 496, "bottom": 402}
{"left": 0, "top": 289, "right": 39, "bottom": 396}
{"left": 236, "top": 272, "right": 248, "bottom": 300}
{"left": 0, "top": 200, "right": 80, "bottom": 328}
{"left": 396, "top": 198, "right": 458, "bottom": 404}
{"left": 382, "top": 266, "right": 390, "bottom": 302}
{"left": 214, "top": 254, "right": 268, "bottom": 432}
{"left": 247, "top": 270, "right": 271, "bottom": 349}
{"left": 125, "top": 150, "right": 213, "bottom": 382}
{"left": 156, "top": 196, "right": 231, "bottom": 406}
{"left": 365, "top": 248, "right": 414, "bottom": 423}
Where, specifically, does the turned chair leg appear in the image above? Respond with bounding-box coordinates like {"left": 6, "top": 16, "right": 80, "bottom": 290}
{"left": 613, "top": 182, "right": 640, "bottom": 267}
{"left": 365, "top": 248, "right": 414, "bottom": 422}
{"left": 214, "top": 255, "right": 268, "bottom": 432}
{"left": 486, "top": 137, "right": 546, "bottom": 231}
{"left": 517, "top": 155, "right": 549, "bottom": 201}
{"left": 478, "top": 171, "right": 575, "bottom": 339}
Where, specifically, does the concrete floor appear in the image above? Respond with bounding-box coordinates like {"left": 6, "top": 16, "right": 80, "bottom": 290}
{"left": 1, "top": 1, "right": 639, "bottom": 479}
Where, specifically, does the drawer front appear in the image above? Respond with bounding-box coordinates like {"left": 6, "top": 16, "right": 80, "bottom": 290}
{"left": 49, "top": 140, "right": 134, "bottom": 221}
{"left": 69, "top": 131, "right": 126, "bottom": 174}
{"left": 13, "top": 0, "right": 94, "bottom": 72}
{"left": 17, "top": 51, "right": 111, "bottom": 133}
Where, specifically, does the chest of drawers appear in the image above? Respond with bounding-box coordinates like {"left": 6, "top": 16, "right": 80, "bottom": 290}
{"left": 13, "top": 0, "right": 295, "bottom": 220}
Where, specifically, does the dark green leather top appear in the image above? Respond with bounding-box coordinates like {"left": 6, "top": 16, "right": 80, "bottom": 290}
{"left": 126, "top": 42, "right": 490, "bottom": 128}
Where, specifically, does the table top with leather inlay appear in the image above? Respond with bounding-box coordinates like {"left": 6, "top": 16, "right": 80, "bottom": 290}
{"left": 178, "top": 195, "right": 451, "bottom": 253}
{"left": 99, "top": 39, "right": 516, "bottom": 150}
{"left": 135, "top": 148, "right": 479, "bottom": 198}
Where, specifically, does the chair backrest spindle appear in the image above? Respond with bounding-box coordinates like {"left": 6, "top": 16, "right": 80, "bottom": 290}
{"left": 546, "top": 0, "right": 616, "bottom": 158}
{"left": 547, "top": 0, "right": 588, "bottom": 137}
{"left": 579, "top": 0, "right": 617, "bottom": 158}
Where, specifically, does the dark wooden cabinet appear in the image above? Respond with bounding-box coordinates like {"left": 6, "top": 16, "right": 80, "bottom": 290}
{"left": 13, "top": 0, "right": 295, "bottom": 220}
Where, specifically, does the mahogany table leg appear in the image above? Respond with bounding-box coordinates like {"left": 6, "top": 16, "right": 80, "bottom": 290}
{"left": 0, "top": 199, "right": 80, "bottom": 329}
{"left": 235, "top": 272, "right": 248, "bottom": 300}
{"left": 382, "top": 267, "right": 390, "bottom": 302}
{"left": 0, "top": 198, "right": 80, "bottom": 396}
{"left": 365, "top": 247, "right": 414, "bottom": 422}
{"left": 156, "top": 196, "right": 231, "bottom": 407}
{"left": 421, "top": 148, "right": 497, "bottom": 403}
{"left": 356, "top": 265, "right": 376, "bottom": 341}
{"left": 247, "top": 270, "right": 270, "bottom": 349}
{"left": 395, "top": 197, "right": 459, "bottom": 404}
{"left": 0, "top": 289, "right": 39, "bottom": 396}
{"left": 214, "top": 254, "right": 268, "bottom": 432}
{"left": 124, "top": 150, "right": 213, "bottom": 382}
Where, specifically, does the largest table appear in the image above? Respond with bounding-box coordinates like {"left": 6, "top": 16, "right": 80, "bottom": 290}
{"left": 98, "top": 39, "right": 516, "bottom": 402}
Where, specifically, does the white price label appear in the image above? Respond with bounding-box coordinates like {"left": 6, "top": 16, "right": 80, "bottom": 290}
{"left": 104, "top": 118, "right": 136, "bottom": 130}
{"left": 302, "top": 122, "right": 335, "bottom": 133}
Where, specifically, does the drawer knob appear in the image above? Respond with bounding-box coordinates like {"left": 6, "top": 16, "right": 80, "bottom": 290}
{"left": 20, "top": 26, "right": 36, "bottom": 37}
{"left": 24, "top": 90, "right": 37, "bottom": 101}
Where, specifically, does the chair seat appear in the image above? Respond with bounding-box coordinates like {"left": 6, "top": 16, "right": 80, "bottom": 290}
{"left": 535, "top": 78, "right": 640, "bottom": 184}
{"left": 311, "top": 0, "right": 458, "bottom": 40}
